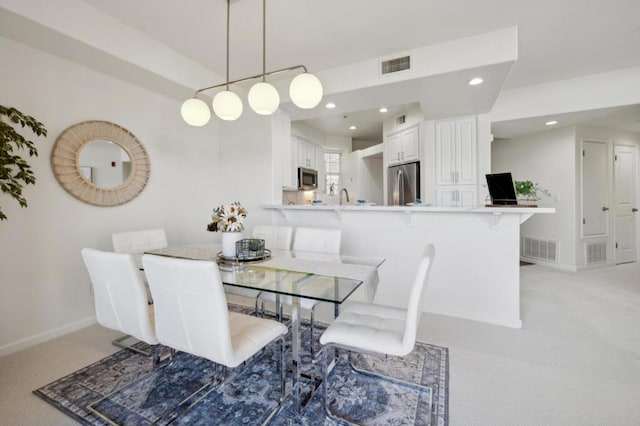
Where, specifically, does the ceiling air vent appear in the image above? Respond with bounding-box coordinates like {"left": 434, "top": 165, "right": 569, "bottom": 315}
{"left": 381, "top": 56, "right": 411, "bottom": 75}
{"left": 396, "top": 114, "right": 406, "bottom": 125}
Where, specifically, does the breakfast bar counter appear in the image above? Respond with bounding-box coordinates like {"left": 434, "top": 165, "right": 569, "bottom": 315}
{"left": 263, "top": 204, "right": 555, "bottom": 328}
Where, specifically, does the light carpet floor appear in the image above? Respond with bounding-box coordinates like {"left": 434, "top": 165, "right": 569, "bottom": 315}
{"left": 1, "top": 262, "right": 640, "bottom": 425}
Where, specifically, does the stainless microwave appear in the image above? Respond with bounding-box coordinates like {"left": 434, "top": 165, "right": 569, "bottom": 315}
{"left": 298, "top": 167, "right": 318, "bottom": 190}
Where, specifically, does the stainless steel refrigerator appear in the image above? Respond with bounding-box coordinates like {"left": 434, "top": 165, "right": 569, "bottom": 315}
{"left": 387, "top": 161, "right": 420, "bottom": 205}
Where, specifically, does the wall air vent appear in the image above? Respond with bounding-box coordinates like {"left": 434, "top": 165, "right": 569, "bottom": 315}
{"left": 585, "top": 241, "right": 607, "bottom": 264}
{"left": 396, "top": 114, "right": 406, "bottom": 126}
{"left": 381, "top": 56, "right": 411, "bottom": 75}
{"left": 521, "top": 236, "right": 558, "bottom": 263}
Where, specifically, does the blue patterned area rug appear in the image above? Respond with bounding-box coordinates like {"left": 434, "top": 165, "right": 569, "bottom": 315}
{"left": 34, "top": 306, "right": 449, "bottom": 425}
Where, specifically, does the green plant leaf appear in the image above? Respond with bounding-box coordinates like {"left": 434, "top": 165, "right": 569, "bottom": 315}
{"left": 0, "top": 105, "right": 47, "bottom": 221}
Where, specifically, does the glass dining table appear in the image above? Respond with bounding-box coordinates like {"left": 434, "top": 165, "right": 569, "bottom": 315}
{"left": 143, "top": 243, "right": 384, "bottom": 413}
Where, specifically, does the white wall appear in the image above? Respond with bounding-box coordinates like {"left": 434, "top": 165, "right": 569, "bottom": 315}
{"left": 217, "top": 112, "right": 277, "bottom": 233}
{"left": 382, "top": 104, "right": 424, "bottom": 136}
{"left": 291, "top": 121, "right": 326, "bottom": 147}
{"left": 492, "top": 126, "right": 576, "bottom": 269}
{"left": 0, "top": 36, "right": 219, "bottom": 355}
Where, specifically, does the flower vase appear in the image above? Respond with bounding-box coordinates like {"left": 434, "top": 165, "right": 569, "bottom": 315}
{"left": 221, "top": 231, "right": 243, "bottom": 258}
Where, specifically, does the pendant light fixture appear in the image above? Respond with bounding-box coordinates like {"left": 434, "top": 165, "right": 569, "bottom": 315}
{"left": 181, "top": 0, "right": 323, "bottom": 126}
{"left": 247, "top": 0, "right": 279, "bottom": 115}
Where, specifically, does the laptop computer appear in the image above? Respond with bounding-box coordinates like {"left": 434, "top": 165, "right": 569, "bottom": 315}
{"left": 485, "top": 172, "right": 518, "bottom": 205}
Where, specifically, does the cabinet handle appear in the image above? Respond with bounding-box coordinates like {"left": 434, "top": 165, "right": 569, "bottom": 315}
{"left": 602, "top": 207, "right": 609, "bottom": 211}
{"left": 633, "top": 208, "right": 638, "bottom": 212}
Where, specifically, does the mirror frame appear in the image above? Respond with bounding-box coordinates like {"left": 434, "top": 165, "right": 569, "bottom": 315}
{"left": 51, "top": 121, "right": 150, "bottom": 206}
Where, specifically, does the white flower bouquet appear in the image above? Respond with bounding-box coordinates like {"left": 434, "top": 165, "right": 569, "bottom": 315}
{"left": 207, "top": 201, "right": 247, "bottom": 232}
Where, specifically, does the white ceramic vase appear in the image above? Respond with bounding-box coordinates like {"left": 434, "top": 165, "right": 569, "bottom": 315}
{"left": 221, "top": 231, "right": 243, "bottom": 258}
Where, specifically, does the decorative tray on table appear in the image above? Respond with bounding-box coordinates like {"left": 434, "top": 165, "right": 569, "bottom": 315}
{"left": 216, "top": 238, "right": 272, "bottom": 266}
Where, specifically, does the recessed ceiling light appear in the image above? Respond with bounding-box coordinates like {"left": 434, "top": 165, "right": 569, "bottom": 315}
{"left": 349, "top": 125, "right": 357, "bottom": 130}
{"left": 468, "top": 77, "right": 484, "bottom": 86}
{"left": 379, "top": 107, "right": 388, "bottom": 113}
{"left": 545, "top": 120, "right": 558, "bottom": 126}
{"left": 325, "top": 102, "right": 336, "bottom": 109}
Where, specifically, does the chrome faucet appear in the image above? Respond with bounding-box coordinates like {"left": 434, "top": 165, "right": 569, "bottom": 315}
{"left": 340, "top": 188, "right": 350, "bottom": 206}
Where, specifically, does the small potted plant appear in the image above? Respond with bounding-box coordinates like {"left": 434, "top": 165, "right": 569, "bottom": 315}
{"left": 514, "top": 180, "right": 551, "bottom": 206}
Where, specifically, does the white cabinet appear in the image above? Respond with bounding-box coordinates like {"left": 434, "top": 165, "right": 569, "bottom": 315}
{"left": 295, "top": 137, "right": 319, "bottom": 170}
{"left": 387, "top": 126, "right": 419, "bottom": 165}
{"left": 432, "top": 116, "right": 477, "bottom": 206}
{"left": 434, "top": 117, "right": 476, "bottom": 186}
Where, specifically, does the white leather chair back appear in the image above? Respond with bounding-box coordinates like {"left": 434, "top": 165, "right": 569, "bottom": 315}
{"left": 252, "top": 225, "right": 293, "bottom": 250}
{"left": 112, "top": 228, "right": 168, "bottom": 254}
{"left": 81, "top": 248, "right": 159, "bottom": 345}
{"left": 292, "top": 227, "right": 342, "bottom": 254}
{"left": 402, "top": 244, "right": 435, "bottom": 351}
{"left": 142, "top": 254, "right": 237, "bottom": 366}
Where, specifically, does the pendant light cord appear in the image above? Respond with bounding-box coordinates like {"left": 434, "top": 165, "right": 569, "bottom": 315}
{"left": 225, "top": 0, "right": 230, "bottom": 90}
{"left": 262, "top": 0, "right": 266, "bottom": 82}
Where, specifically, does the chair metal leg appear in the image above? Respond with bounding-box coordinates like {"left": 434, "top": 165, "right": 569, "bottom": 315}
{"left": 348, "top": 352, "right": 432, "bottom": 392}
{"left": 309, "top": 304, "right": 316, "bottom": 357}
{"left": 112, "top": 334, "right": 167, "bottom": 362}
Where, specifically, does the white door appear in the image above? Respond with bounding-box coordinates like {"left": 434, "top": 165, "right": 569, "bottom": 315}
{"left": 614, "top": 144, "right": 637, "bottom": 263}
{"left": 581, "top": 140, "right": 609, "bottom": 237}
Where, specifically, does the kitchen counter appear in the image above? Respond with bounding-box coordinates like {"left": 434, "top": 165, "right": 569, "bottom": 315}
{"left": 263, "top": 204, "right": 553, "bottom": 226}
{"left": 262, "top": 204, "right": 555, "bottom": 328}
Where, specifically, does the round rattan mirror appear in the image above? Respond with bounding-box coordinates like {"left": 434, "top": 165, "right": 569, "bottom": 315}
{"left": 51, "top": 121, "right": 150, "bottom": 206}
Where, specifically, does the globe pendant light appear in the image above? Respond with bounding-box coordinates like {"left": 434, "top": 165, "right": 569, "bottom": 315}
{"left": 212, "top": 90, "right": 243, "bottom": 121}
{"left": 290, "top": 72, "right": 323, "bottom": 109}
{"left": 248, "top": 0, "right": 279, "bottom": 115}
{"left": 180, "top": 97, "right": 211, "bottom": 126}
{"left": 248, "top": 82, "right": 279, "bottom": 115}
{"left": 212, "top": 0, "right": 242, "bottom": 121}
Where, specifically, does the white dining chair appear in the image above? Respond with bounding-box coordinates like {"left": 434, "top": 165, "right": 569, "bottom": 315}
{"left": 111, "top": 228, "right": 168, "bottom": 254}
{"left": 141, "top": 254, "right": 288, "bottom": 424}
{"left": 252, "top": 224, "right": 293, "bottom": 250}
{"left": 223, "top": 225, "right": 294, "bottom": 312}
{"left": 260, "top": 226, "right": 342, "bottom": 355}
{"left": 81, "top": 248, "right": 162, "bottom": 363}
{"left": 112, "top": 228, "right": 168, "bottom": 304}
{"left": 318, "top": 244, "right": 435, "bottom": 424}
{"left": 292, "top": 226, "right": 341, "bottom": 254}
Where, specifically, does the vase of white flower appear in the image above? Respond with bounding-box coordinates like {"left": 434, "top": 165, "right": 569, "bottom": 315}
{"left": 221, "top": 231, "right": 243, "bottom": 258}
{"left": 206, "top": 201, "right": 247, "bottom": 258}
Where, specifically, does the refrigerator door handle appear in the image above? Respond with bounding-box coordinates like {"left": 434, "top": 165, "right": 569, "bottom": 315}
{"left": 398, "top": 169, "right": 405, "bottom": 206}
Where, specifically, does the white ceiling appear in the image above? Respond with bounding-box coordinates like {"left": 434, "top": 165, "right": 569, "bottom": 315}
{"left": 492, "top": 104, "right": 640, "bottom": 139}
{"left": 8, "top": 0, "right": 640, "bottom": 141}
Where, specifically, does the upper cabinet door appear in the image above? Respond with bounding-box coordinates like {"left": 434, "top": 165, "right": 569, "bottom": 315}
{"left": 402, "top": 126, "right": 420, "bottom": 162}
{"left": 295, "top": 138, "right": 317, "bottom": 169}
{"left": 435, "top": 120, "right": 456, "bottom": 185}
{"left": 434, "top": 117, "right": 477, "bottom": 186}
{"left": 387, "top": 134, "right": 403, "bottom": 165}
{"left": 387, "top": 126, "right": 420, "bottom": 166}
{"left": 456, "top": 117, "right": 477, "bottom": 185}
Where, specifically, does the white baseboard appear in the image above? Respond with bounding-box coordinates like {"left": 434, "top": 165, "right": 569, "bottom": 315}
{"left": 0, "top": 316, "right": 97, "bottom": 358}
